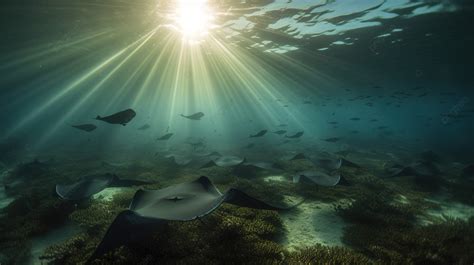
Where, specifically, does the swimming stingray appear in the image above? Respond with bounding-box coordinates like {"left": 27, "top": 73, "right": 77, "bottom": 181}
{"left": 200, "top": 155, "right": 245, "bottom": 168}
{"left": 249, "top": 130, "right": 267, "bottom": 138}
{"left": 71, "top": 124, "right": 97, "bottom": 132}
{"left": 165, "top": 154, "right": 193, "bottom": 166}
{"left": 385, "top": 161, "right": 440, "bottom": 178}
{"left": 272, "top": 130, "right": 287, "bottom": 135}
{"left": 231, "top": 161, "right": 281, "bottom": 178}
{"left": 181, "top": 112, "right": 204, "bottom": 120}
{"left": 165, "top": 153, "right": 219, "bottom": 169}
{"left": 87, "top": 176, "right": 291, "bottom": 262}
{"left": 321, "top": 137, "right": 342, "bottom": 143}
{"left": 285, "top": 131, "right": 304, "bottom": 139}
{"left": 311, "top": 156, "right": 360, "bottom": 171}
{"left": 311, "top": 158, "right": 342, "bottom": 171}
{"left": 56, "top": 173, "right": 152, "bottom": 201}
{"left": 293, "top": 171, "right": 341, "bottom": 186}
{"left": 96, "top": 109, "right": 136, "bottom": 126}
{"left": 157, "top": 133, "right": 174, "bottom": 141}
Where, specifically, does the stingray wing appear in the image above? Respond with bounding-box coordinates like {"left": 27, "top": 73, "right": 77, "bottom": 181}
{"left": 88, "top": 176, "right": 297, "bottom": 261}
{"left": 56, "top": 175, "right": 114, "bottom": 201}
{"left": 87, "top": 210, "right": 166, "bottom": 264}
{"left": 129, "top": 176, "right": 224, "bottom": 221}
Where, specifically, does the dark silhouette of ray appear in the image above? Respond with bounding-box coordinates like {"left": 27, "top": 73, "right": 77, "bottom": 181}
{"left": 87, "top": 176, "right": 293, "bottom": 263}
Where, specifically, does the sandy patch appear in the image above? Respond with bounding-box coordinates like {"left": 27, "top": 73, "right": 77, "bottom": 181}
{"left": 420, "top": 198, "right": 474, "bottom": 225}
{"left": 92, "top": 187, "right": 127, "bottom": 202}
{"left": 280, "top": 196, "right": 350, "bottom": 251}
{"left": 263, "top": 175, "right": 288, "bottom": 183}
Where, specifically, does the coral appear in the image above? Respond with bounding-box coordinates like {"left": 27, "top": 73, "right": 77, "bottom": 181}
{"left": 41, "top": 203, "right": 287, "bottom": 265}
{"left": 286, "top": 244, "right": 377, "bottom": 265}
{"left": 338, "top": 191, "right": 474, "bottom": 265}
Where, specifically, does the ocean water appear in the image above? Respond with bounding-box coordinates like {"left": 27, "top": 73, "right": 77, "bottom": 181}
{"left": 1, "top": 1, "right": 473, "bottom": 264}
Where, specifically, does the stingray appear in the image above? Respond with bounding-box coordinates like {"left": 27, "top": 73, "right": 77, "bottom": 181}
{"left": 96, "top": 109, "right": 136, "bottom": 126}
{"left": 293, "top": 171, "right": 341, "bottom": 186}
{"left": 273, "top": 130, "right": 286, "bottom": 135}
{"left": 385, "top": 161, "right": 440, "bottom": 178}
{"left": 87, "top": 176, "right": 291, "bottom": 262}
{"left": 137, "top": 124, "right": 150, "bottom": 130}
{"left": 165, "top": 154, "right": 216, "bottom": 169}
{"left": 321, "top": 137, "right": 341, "bottom": 143}
{"left": 241, "top": 161, "right": 277, "bottom": 170}
{"left": 200, "top": 155, "right": 245, "bottom": 168}
{"left": 249, "top": 130, "right": 267, "bottom": 138}
{"left": 285, "top": 131, "right": 304, "bottom": 139}
{"left": 166, "top": 155, "right": 193, "bottom": 166}
{"left": 55, "top": 173, "right": 152, "bottom": 201}
{"left": 232, "top": 161, "right": 281, "bottom": 178}
{"left": 157, "top": 133, "right": 174, "bottom": 141}
{"left": 71, "top": 124, "right": 97, "bottom": 132}
{"left": 181, "top": 112, "right": 204, "bottom": 120}
{"left": 311, "top": 158, "right": 342, "bottom": 172}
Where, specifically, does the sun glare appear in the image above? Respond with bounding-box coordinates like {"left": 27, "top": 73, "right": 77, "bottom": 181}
{"left": 172, "top": 0, "right": 215, "bottom": 41}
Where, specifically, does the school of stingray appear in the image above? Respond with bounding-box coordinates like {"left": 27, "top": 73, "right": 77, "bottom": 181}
{"left": 6, "top": 107, "right": 455, "bottom": 263}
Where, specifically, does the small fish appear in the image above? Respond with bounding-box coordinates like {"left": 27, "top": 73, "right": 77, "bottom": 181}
{"left": 273, "top": 130, "right": 287, "bottom": 135}
{"left": 180, "top": 112, "right": 204, "bottom": 120}
{"left": 137, "top": 124, "right": 150, "bottom": 130}
{"left": 157, "top": 133, "right": 174, "bottom": 141}
{"left": 249, "top": 130, "right": 267, "bottom": 138}
{"left": 285, "top": 131, "right": 304, "bottom": 139}
{"left": 321, "top": 137, "right": 341, "bottom": 142}
{"left": 370, "top": 119, "right": 378, "bottom": 122}
{"left": 350, "top": 118, "right": 361, "bottom": 121}
{"left": 96, "top": 109, "right": 136, "bottom": 126}
{"left": 71, "top": 124, "right": 97, "bottom": 132}
{"left": 328, "top": 121, "right": 338, "bottom": 125}
{"left": 303, "top": 100, "right": 312, "bottom": 104}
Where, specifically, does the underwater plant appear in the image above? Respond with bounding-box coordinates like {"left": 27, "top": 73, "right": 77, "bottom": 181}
{"left": 338, "top": 191, "right": 474, "bottom": 265}
{"left": 41, "top": 199, "right": 287, "bottom": 265}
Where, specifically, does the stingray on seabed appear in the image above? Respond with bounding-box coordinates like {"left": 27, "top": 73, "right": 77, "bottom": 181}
{"left": 293, "top": 170, "right": 341, "bottom": 186}
{"left": 55, "top": 173, "right": 152, "bottom": 201}
{"left": 87, "top": 176, "right": 295, "bottom": 263}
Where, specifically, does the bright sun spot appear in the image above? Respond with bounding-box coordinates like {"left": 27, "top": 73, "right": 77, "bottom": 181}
{"left": 172, "top": 0, "right": 215, "bottom": 40}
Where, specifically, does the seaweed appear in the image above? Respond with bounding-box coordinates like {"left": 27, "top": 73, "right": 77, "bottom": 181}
{"left": 338, "top": 191, "right": 474, "bottom": 265}
{"left": 286, "top": 244, "right": 377, "bottom": 264}
{"left": 41, "top": 201, "right": 287, "bottom": 265}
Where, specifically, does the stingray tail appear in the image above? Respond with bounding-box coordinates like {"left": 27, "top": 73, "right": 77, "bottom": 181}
{"left": 95, "top": 115, "right": 101, "bottom": 120}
